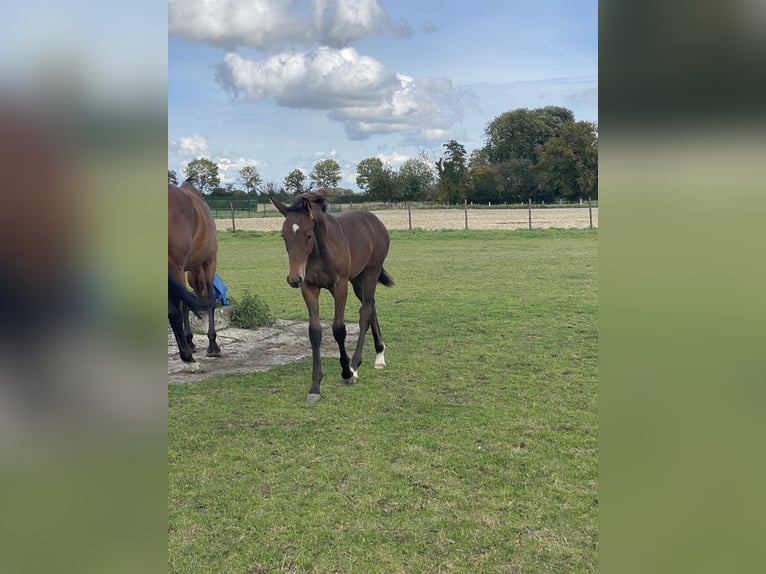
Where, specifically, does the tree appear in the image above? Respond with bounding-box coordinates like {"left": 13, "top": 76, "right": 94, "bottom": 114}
{"left": 468, "top": 165, "right": 501, "bottom": 204}
{"left": 310, "top": 159, "right": 342, "bottom": 189}
{"left": 435, "top": 140, "right": 469, "bottom": 203}
{"left": 183, "top": 158, "right": 220, "bottom": 194}
{"left": 168, "top": 169, "right": 178, "bottom": 185}
{"left": 478, "top": 106, "right": 596, "bottom": 202}
{"left": 495, "top": 158, "right": 535, "bottom": 203}
{"left": 283, "top": 169, "right": 307, "bottom": 195}
{"left": 355, "top": 157, "right": 395, "bottom": 202}
{"left": 209, "top": 183, "right": 232, "bottom": 197}
{"left": 239, "top": 165, "right": 263, "bottom": 195}
{"left": 533, "top": 120, "right": 598, "bottom": 201}
{"left": 468, "top": 148, "right": 490, "bottom": 169}
{"left": 356, "top": 158, "right": 384, "bottom": 194}
{"left": 483, "top": 106, "right": 574, "bottom": 165}
{"left": 396, "top": 157, "right": 435, "bottom": 202}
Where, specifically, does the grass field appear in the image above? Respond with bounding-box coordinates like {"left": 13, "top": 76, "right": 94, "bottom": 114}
{"left": 168, "top": 229, "right": 598, "bottom": 573}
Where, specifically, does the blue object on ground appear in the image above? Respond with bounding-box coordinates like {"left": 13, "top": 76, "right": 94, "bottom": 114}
{"left": 214, "top": 273, "right": 229, "bottom": 305}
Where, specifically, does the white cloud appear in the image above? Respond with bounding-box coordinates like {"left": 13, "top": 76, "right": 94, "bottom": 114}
{"left": 312, "top": 0, "right": 396, "bottom": 47}
{"left": 375, "top": 151, "right": 411, "bottom": 168}
{"left": 168, "top": 0, "right": 306, "bottom": 49}
{"left": 217, "top": 48, "right": 399, "bottom": 108}
{"left": 175, "top": 133, "right": 210, "bottom": 158}
{"left": 217, "top": 48, "right": 470, "bottom": 139}
{"left": 215, "top": 157, "right": 269, "bottom": 184}
{"left": 170, "top": 134, "right": 267, "bottom": 184}
{"left": 414, "top": 128, "right": 452, "bottom": 141}
{"left": 169, "top": 0, "right": 403, "bottom": 49}
{"left": 312, "top": 149, "right": 338, "bottom": 160}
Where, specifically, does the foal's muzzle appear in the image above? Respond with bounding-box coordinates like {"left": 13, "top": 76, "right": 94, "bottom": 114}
{"left": 287, "top": 276, "right": 303, "bottom": 288}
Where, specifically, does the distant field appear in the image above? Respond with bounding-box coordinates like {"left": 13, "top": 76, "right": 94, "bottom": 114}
{"left": 169, "top": 229, "right": 598, "bottom": 573}
{"left": 214, "top": 206, "right": 598, "bottom": 232}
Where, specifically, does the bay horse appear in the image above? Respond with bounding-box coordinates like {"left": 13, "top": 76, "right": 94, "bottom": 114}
{"left": 168, "top": 179, "right": 221, "bottom": 365}
{"left": 270, "top": 190, "right": 394, "bottom": 401}
{"left": 168, "top": 274, "right": 208, "bottom": 363}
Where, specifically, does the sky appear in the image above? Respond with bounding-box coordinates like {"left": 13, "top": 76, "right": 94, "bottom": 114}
{"left": 168, "top": 0, "right": 598, "bottom": 192}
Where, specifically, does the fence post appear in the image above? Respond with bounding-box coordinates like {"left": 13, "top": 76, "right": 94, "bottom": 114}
{"left": 464, "top": 199, "right": 468, "bottom": 230}
{"left": 588, "top": 197, "right": 593, "bottom": 229}
{"left": 528, "top": 198, "right": 532, "bottom": 230}
{"left": 230, "top": 202, "right": 236, "bottom": 232}
{"left": 407, "top": 201, "right": 412, "bottom": 231}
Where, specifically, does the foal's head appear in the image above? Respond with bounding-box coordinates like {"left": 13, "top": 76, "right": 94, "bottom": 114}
{"left": 270, "top": 191, "right": 330, "bottom": 288}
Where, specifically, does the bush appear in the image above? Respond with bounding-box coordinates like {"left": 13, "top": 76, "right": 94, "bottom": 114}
{"left": 229, "top": 291, "right": 275, "bottom": 329}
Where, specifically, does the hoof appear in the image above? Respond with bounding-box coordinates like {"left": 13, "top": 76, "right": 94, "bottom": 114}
{"left": 307, "top": 393, "right": 322, "bottom": 402}
{"left": 184, "top": 361, "right": 202, "bottom": 373}
{"left": 374, "top": 351, "right": 386, "bottom": 369}
{"left": 206, "top": 349, "right": 222, "bottom": 358}
{"left": 374, "top": 361, "right": 386, "bottom": 369}
{"left": 342, "top": 368, "right": 358, "bottom": 385}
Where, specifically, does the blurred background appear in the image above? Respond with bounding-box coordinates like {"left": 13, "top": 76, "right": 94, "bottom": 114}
{"left": 600, "top": 1, "right": 766, "bottom": 573}
{"left": 0, "top": 2, "right": 166, "bottom": 572}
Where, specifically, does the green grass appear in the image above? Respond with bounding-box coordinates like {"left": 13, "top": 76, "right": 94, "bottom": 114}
{"left": 169, "top": 229, "right": 598, "bottom": 573}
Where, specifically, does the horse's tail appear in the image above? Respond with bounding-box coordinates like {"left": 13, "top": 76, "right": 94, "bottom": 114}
{"left": 168, "top": 274, "right": 208, "bottom": 318}
{"left": 378, "top": 267, "right": 395, "bottom": 287}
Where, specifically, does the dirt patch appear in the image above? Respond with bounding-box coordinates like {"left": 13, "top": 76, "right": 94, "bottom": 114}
{"left": 168, "top": 312, "right": 358, "bottom": 384}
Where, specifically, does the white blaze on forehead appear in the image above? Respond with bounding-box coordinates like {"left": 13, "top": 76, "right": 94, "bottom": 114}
{"left": 292, "top": 223, "right": 300, "bottom": 234}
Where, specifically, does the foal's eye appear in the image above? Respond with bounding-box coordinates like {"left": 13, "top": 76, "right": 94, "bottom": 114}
{"left": 306, "top": 234, "right": 312, "bottom": 240}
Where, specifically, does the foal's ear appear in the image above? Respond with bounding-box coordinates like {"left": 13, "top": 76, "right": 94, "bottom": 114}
{"left": 302, "top": 196, "right": 317, "bottom": 219}
{"left": 270, "top": 195, "right": 288, "bottom": 216}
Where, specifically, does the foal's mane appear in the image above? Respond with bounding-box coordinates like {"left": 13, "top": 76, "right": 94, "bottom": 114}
{"left": 286, "top": 189, "right": 333, "bottom": 213}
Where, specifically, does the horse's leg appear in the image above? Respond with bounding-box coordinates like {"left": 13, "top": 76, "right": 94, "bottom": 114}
{"left": 302, "top": 284, "right": 323, "bottom": 401}
{"left": 182, "top": 299, "right": 196, "bottom": 352}
{"left": 369, "top": 302, "right": 387, "bottom": 369}
{"left": 169, "top": 298, "right": 196, "bottom": 364}
{"left": 203, "top": 266, "right": 221, "bottom": 357}
{"left": 349, "top": 272, "right": 379, "bottom": 375}
{"left": 330, "top": 280, "right": 355, "bottom": 384}
{"left": 169, "top": 266, "right": 200, "bottom": 371}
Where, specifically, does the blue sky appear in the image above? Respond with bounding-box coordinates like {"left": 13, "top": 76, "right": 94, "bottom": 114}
{"left": 168, "top": 0, "right": 597, "bottom": 192}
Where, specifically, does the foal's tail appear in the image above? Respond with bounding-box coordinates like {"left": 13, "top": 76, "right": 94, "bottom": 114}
{"left": 378, "top": 267, "right": 395, "bottom": 287}
{"left": 168, "top": 274, "right": 209, "bottom": 318}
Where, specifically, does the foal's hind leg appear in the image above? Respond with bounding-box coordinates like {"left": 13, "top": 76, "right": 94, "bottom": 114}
{"left": 369, "top": 303, "right": 386, "bottom": 369}
{"left": 330, "top": 280, "right": 355, "bottom": 384}
{"left": 349, "top": 272, "right": 381, "bottom": 375}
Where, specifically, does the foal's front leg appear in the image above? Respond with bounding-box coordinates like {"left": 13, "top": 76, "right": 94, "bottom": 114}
{"left": 302, "top": 285, "right": 324, "bottom": 401}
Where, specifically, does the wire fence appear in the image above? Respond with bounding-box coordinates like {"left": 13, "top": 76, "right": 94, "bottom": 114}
{"left": 210, "top": 198, "right": 598, "bottom": 232}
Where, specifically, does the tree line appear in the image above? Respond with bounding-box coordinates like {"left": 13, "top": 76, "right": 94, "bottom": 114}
{"left": 168, "top": 106, "right": 597, "bottom": 205}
